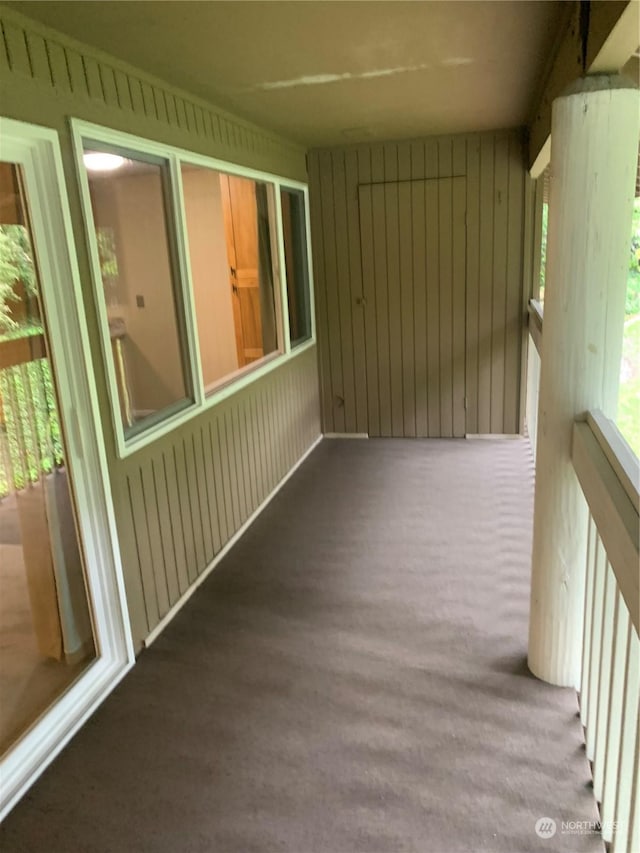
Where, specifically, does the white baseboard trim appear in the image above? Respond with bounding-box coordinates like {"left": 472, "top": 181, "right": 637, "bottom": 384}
{"left": 465, "top": 434, "right": 523, "bottom": 440}
{"left": 144, "top": 433, "right": 323, "bottom": 649}
{"left": 324, "top": 432, "right": 369, "bottom": 439}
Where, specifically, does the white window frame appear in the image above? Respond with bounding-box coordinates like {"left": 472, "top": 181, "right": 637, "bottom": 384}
{"left": 278, "top": 183, "right": 316, "bottom": 350}
{"left": 0, "top": 118, "right": 134, "bottom": 820}
{"left": 70, "top": 119, "right": 316, "bottom": 459}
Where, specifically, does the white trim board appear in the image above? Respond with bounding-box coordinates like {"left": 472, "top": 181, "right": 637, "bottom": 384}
{"left": 465, "top": 434, "right": 523, "bottom": 440}
{"left": 144, "top": 434, "right": 323, "bottom": 648}
{"left": 323, "top": 433, "right": 370, "bottom": 439}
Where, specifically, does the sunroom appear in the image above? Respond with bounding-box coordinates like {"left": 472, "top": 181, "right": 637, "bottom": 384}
{"left": 0, "top": 2, "right": 638, "bottom": 852}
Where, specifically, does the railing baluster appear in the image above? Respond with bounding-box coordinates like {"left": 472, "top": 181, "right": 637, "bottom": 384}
{"left": 5, "top": 366, "right": 28, "bottom": 489}
{"left": 612, "top": 628, "right": 639, "bottom": 853}
{"left": 572, "top": 410, "right": 639, "bottom": 851}
{"left": 21, "top": 361, "right": 43, "bottom": 483}
{"left": 580, "top": 513, "right": 596, "bottom": 726}
{"left": 592, "top": 560, "right": 616, "bottom": 802}
{"left": 586, "top": 533, "right": 606, "bottom": 762}
{"left": 601, "top": 589, "right": 629, "bottom": 841}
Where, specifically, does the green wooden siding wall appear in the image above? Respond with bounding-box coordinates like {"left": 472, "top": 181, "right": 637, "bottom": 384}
{"left": 308, "top": 130, "right": 529, "bottom": 437}
{"left": 0, "top": 5, "right": 321, "bottom": 649}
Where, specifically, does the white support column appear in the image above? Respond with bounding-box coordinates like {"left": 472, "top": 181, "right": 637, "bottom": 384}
{"left": 528, "top": 75, "right": 639, "bottom": 687}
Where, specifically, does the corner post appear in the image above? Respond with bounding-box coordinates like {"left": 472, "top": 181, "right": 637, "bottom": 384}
{"left": 528, "top": 75, "right": 639, "bottom": 687}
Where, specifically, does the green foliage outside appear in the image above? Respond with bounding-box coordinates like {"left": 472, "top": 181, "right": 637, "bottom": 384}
{"left": 539, "top": 202, "right": 548, "bottom": 301}
{"left": 96, "top": 227, "right": 119, "bottom": 281}
{"left": 0, "top": 224, "right": 38, "bottom": 335}
{"left": 0, "top": 224, "right": 62, "bottom": 498}
{"left": 538, "top": 198, "right": 640, "bottom": 457}
{"left": 0, "top": 359, "right": 63, "bottom": 498}
{"left": 619, "top": 198, "right": 640, "bottom": 456}
{"left": 0, "top": 225, "right": 120, "bottom": 497}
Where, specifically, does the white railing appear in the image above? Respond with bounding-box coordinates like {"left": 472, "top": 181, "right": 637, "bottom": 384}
{"left": 573, "top": 410, "right": 639, "bottom": 853}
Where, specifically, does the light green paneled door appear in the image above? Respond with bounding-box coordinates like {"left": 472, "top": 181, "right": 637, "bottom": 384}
{"left": 358, "top": 176, "right": 467, "bottom": 437}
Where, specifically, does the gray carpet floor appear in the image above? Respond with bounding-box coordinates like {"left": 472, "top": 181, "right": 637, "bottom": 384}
{"left": 1, "top": 438, "right": 602, "bottom": 853}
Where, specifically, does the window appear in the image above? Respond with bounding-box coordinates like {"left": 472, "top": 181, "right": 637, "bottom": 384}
{"left": 0, "top": 159, "right": 97, "bottom": 753}
{"left": 180, "top": 164, "right": 281, "bottom": 393}
{"left": 0, "top": 117, "right": 132, "bottom": 818}
{"left": 74, "top": 121, "right": 314, "bottom": 455}
{"left": 281, "top": 187, "right": 312, "bottom": 346}
{"left": 82, "top": 142, "right": 193, "bottom": 437}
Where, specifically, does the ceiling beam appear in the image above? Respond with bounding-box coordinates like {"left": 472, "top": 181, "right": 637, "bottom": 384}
{"left": 528, "top": 0, "right": 639, "bottom": 175}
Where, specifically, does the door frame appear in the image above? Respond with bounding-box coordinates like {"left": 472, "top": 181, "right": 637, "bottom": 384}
{"left": 0, "top": 118, "right": 134, "bottom": 819}
{"left": 357, "top": 176, "right": 468, "bottom": 437}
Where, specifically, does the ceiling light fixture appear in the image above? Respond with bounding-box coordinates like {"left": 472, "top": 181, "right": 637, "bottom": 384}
{"left": 83, "top": 151, "right": 125, "bottom": 172}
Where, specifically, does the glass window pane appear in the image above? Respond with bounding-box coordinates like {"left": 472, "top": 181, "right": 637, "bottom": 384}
{"left": 539, "top": 200, "right": 548, "bottom": 304}
{"left": 281, "top": 187, "right": 312, "bottom": 346}
{"left": 83, "top": 142, "right": 192, "bottom": 436}
{"left": 0, "top": 161, "right": 96, "bottom": 753}
{"left": 181, "top": 165, "right": 281, "bottom": 393}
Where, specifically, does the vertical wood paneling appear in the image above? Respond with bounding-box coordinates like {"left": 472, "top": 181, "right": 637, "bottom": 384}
{"left": 425, "top": 179, "right": 441, "bottom": 437}
{"left": 491, "top": 136, "right": 509, "bottom": 432}
{"left": 452, "top": 177, "right": 467, "bottom": 438}
{"left": 222, "top": 409, "right": 240, "bottom": 533}
{"left": 319, "top": 151, "right": 344, "bottom": 431}
{"left": 372, "top": 183, "right": 392, "bottom": 435}
{"left": 155, "top": 464, "right": 180, "bottom": 600}
{"left": 210, "top": 417, "right": 230, "bottom": 545}
{"left": 84, "top": 56, "right": 104, "bottom": 102}
{"left": 162, "top": 449, "right": 190, "bottom": 596}
{"left": 477, "top": 135, "right": 495, "bottom": 433}
{"left": 118, "top": 350, "right": 320, "bottom": 648}
{"left": 2, "top": 20, "right": 31, "bottom": 77}
{"left": 466, "top": 138, "right": 481, "bottom": 434}
{"left": 358, "top": 183, "right": 377, "bottom": 436}
{"left": 307, "top": 154, "right": 332, "bottom": 432}
{"left": 46, "top": 42, "right": 71, "bottom": 93}
{"left": 310, "top": 129, "right": 527, "bottom": 437}
{"left": 398, "top": 177, "right": 415, "bottom": 436}
{"left": 332, "top": 151, "right": 357, "bottom": 432}
{"left": 191, "top": 430, "right": 214, "bottom": 566}
{"left": 65, "top": 49, "right": 87, "bottom": 98}
{"left": 505, "top": 135, "right": 525, "bottom": 434}
{"left": 173, "top": 439, "right": 197, "bottom": 586}
{"left": 345, "top": 149, "right": 368, "bottom": 433}
{"left": 114, "top": 69, "right": 133, "bottom": 111}
{"left": 438, "top": 174, "right": 454, "bottom": 437}
{"left": 99, "top": 65, "right": 119, "bottom": 109}
{"left": 383, "top": 145, "right": 402, "bottom": 436}
{"left": 411, "top": 173, "right": 428, "bottom": 436}
{"left": 24, "top": 32, "right": 50, "bottom": 85}
{"left": 140, "top": 461, "right": 170, "bottom": 616}
{"left": 359, "top": 175, "right": 466, "bottom": 438}
{"left": 385, "top": 181, "right": 404, "bottom": 436}
{"left": 127, "top": 470, "right": 160, "bottom": 629}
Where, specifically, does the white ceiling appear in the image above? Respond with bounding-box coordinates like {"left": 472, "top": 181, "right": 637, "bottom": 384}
{"left": 9, "top": 0, "right": 565, "bottom": 147}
